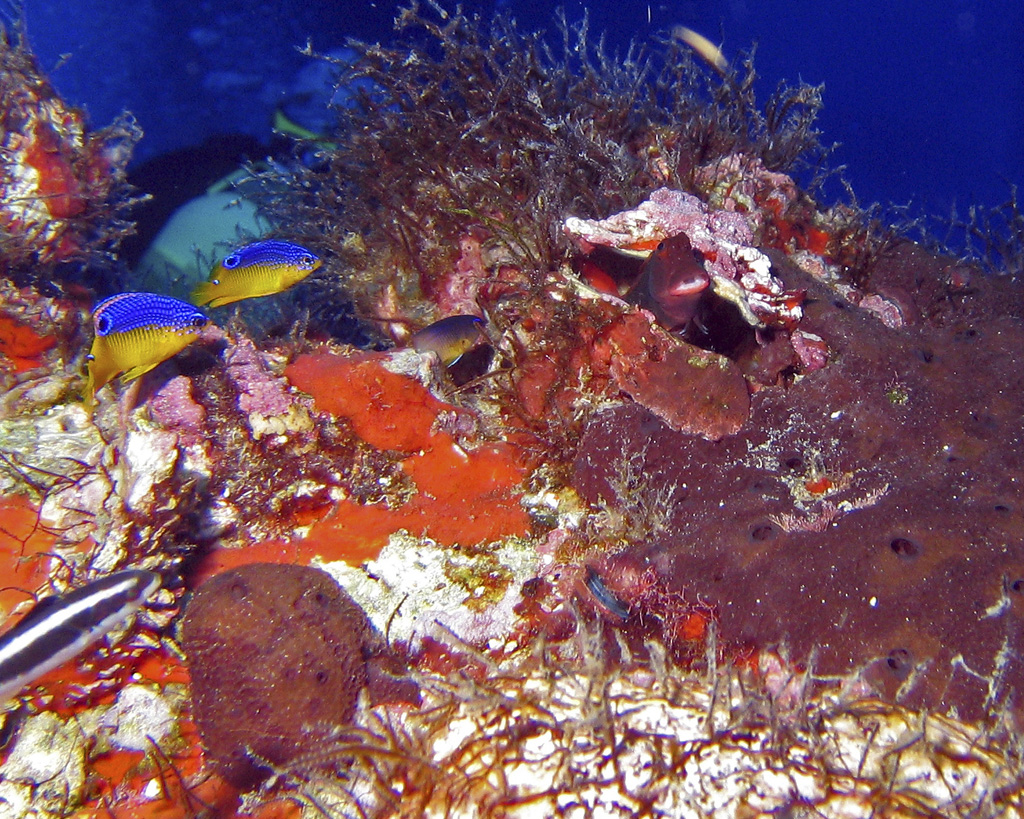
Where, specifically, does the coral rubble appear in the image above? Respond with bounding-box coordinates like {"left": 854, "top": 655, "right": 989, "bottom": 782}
{"left": 278, "top": 631, "right": 1023, "bottom": 819}
{"left": 0, "top": 24, "right": 140, "bottom": 288}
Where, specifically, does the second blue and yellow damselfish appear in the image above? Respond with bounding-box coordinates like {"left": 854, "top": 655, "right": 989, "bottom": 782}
{"left": 191, "top": 240, "right": 322, "bottom": 308}
{"left": 85, "top": 292, "right": 208, "bottom": 404}
{"left": 411, "top": 315, "right": 486, "bottom": 367}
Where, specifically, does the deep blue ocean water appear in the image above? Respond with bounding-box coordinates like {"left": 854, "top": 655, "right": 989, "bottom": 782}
{"left": 19, "top": 0, "right": 1023, "bottom": 223}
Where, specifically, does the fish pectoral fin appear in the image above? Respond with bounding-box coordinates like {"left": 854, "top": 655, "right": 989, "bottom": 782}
{"left": 83, "top": 374, "right": 98, "bottom": 407}
{"left": 207, "top": 294, "right": 244, "bottom": 308}
{"left": 190, "top": 282, "right": 214, "bottom": 307}
{"left": 193, "top": 284, "right": 245, "bottom": 308}
{"left": 84, "top": 357, "right": 113, "bottom": 406}
{"left": 119, "top": 362, "right": 160, "bottom": 384}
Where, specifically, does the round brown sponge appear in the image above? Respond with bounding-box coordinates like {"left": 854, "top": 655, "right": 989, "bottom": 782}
{"left": 181, "top": 563, "right": 371, "bottom": 789}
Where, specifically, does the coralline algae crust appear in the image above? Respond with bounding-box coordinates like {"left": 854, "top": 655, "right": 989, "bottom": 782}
{"left": 317, "top": 530, "right": 540, "bottom": 647}
{"left": 0, "top": 712, "right": 89, "bottom": 817}
{"left": 96, "top": 681, "right": 183, "bottom": 752}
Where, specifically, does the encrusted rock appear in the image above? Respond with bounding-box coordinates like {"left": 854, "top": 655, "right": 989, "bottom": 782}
{"left": 595, "top": 312, "right": 750, "bottom": 439}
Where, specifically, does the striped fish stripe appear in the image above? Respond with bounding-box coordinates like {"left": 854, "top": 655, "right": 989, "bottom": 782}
{"left": 0, "top": 570, "right": 161, "bottom": 703}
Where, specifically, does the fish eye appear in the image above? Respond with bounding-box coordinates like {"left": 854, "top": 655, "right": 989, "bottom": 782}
{"left": 191, "top": 316, "right": 207, "bottom": 328}
{"left": 222, "top": 254, "right": 241, "bottom": 269}
{"left": 95, "top": 315, "right": 113, "bottom": 335}
{"left": 211, "top": 278, "right": 221, "bottom": 286}
{"left": 300, "top": 254, "right": 316, "bottom": 268}
{"left": 86, "top": 354, "right": 95, "bottom": 361}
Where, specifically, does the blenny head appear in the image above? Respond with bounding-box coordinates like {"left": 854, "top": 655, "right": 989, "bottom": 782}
{"left": 626, "top": 233, "right": 710, "bottom": 331}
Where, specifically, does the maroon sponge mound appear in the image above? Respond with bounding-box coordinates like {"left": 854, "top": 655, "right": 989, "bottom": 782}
{"left": 181, "top": 563, "right": 372, "bottom": 789}
{"left": 572, "top": 243, "right": 1024, "bottom": 722}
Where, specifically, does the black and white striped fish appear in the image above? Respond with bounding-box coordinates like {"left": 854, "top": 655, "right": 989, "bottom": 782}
{"left": 0, "top": 570, "right": 161, "bottom": 704}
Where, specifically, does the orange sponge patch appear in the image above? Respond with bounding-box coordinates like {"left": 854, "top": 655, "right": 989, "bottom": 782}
{"left": 286, "top": 351, "right": 446, "bottom": 452}
{"left": 0, "top": 314, "right": 56, "bottom": 372}
{"left": 281, "top": 349, "right": 532, "bottom": 557}
{"left": 0, "top": 495, "right": 62, "bottom": 620}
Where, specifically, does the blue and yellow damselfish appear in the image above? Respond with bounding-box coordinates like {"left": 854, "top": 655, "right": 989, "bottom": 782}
{"left": 191, "top": 240, "right": 322, "bottom": 308}
{"left": 85, "top": 292, "right": 208, "bottom": 404}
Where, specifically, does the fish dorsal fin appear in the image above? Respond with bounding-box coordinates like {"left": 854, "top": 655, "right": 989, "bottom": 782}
{"left": 2, "top": 595, "right": 61, "bottom": 638}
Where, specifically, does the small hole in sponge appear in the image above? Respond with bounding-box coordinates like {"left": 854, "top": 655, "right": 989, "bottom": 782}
{"left": 749, "top": 522, "right": 778, "bottom": 542}
{"left": 886, "top": 647, "right": 912, "bottom": 678}
{"left": 889, "top": 537, "right": 920, "bottom": 560}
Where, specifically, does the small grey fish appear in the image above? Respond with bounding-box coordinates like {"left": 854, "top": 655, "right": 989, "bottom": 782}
{"left": 585, "top": 566, "right": 630, "bottom": 620}
{"left": 411, "top": 315, "right": 485, "bottom": 366}
{"left": 0, "top": 570, "right": 161, "bottom": 704}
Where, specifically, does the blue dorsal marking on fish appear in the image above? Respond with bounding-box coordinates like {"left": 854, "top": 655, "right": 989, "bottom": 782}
{"left": 93, "top": 293, "right": 208, "bottom": 337}
{"left": 0, "top": 570, "right": 161, "bottom": 704}
{"left": 220, "top": 240, "right": 320, "bottom": 271}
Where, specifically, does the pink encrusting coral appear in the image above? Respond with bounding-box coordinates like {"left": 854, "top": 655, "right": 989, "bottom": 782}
{"left": 566, "top": 187, "right": 754, "bottom": 260}
{"left": 694, "top": 153, "right": 800, "bottom": 229}
{"left": 564, "top": 186, "right": 805, "bottom": 330}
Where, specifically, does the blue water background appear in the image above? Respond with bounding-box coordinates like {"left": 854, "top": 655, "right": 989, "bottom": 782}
{"left": 18, "top": 0, "right": 1024, "bottom": 220}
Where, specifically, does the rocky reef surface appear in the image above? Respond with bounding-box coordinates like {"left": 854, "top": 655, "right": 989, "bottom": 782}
{"left": 1, "top": 6, "right": 1023, "bottom": 819}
